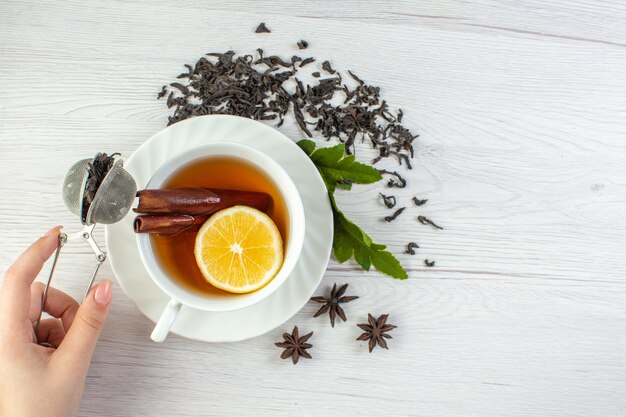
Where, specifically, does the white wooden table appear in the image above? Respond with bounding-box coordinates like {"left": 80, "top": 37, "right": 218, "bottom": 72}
{"left": 2, "top": 1, "right": 626, "bottom": 416}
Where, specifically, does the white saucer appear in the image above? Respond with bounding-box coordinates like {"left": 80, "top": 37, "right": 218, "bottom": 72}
{"left": 104, "top": 115, "right": 333, "bottom": 342}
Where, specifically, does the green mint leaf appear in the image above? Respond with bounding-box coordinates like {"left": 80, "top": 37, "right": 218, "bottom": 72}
{"left": 336, "top": 181, "right": 353, "bottom": 191}
{"left": 296, "top": 139, "right": 316, "bottom": 156}
{"left": 329, "top": 193, "right": 373, "bottom": 247}
{"left": 332, "top": 216, "right": 353, "bottom": 263}
{"left": 298, "top": 140, "right": 382, "bottom": 192}
{"left": 309, "top": 144, "right": 345, "bottom": 192}
{"left": 330, "top": 194, "right": 407, "bottom": 279}
{"left": 371, "top": 249, "right": 408, "bottom": 279}
{"left": 353, "top": 245, "right": 372, "bottom": 271}
{"left": 310, "top": 142, "right": 345, "bottom": 163}
{"left": 303, "top": 141, "right": 408, "bottom": 280}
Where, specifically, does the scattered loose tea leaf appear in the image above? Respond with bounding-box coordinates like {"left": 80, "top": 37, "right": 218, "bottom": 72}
{"left": 379, "top": 193, "right": 396, "bottom": 209}
{"left": 417, "top": 215, "right": 444, "bottom": 230}
{"left": 424, "top": 259, "right": 435, "bottom": 267}
{"left": 311, "top": 283, "right": 359, "bottom": 327}
{"left": 255, "top": 22, "right": 271, "bottom": 33}
{"left": 300, "top": 57, "right": 315, "bottom": 67}
{"left": 412, "top": 197, "right": 428, "bottom": 206}
{"left": 156, "top": 85, "right": 167, "bottom": 99}
{"left": 347, "top": 70, "right": 364, "bottom": 86}
{"left": 378, "top": 170, "right": 407, "bottom": 188}
{"left": 384, "top": 207, "right": 405, "bottom": 222}
{"left": 390, "top": 151, "right": 413, "bottom": 169}
{"left": 290, "top": 55, "right": 302, "bottom": 67}
{"left": 297, "top": 40, "right": 309, "bottom": 49}
{"left": 275, "top": 326, "right": 313, "bottom": 365}
{"left": 405, "top": 242, "right": 419, "bottom": 255}
{"left": 159, "top": 49, "right": 417, "bottom": 165}
{"left": 321, "top": 60, "right": 336, "bottom": 74}
{"left": 312, "top": 71, "right": 321, "bottom": 78}
{"left": 169, "top": 82, "right": 190, "bottom": 96}
{"left": 356, "top": 314, "right": 397, "bottom": 352}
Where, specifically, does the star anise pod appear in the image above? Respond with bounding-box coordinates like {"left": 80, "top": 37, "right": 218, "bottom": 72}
{"left": 311, "top": 283, "right": 359, "bottom": 327}
{"left": 356, "top": 314, "right": 397, "bottom": 352}
{"left": 274, "top": 326, "right": 313, "bottom": 364}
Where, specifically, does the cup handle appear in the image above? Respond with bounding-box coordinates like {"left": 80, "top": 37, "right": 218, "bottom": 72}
{"left": 151, "top": 298, "right": 182, "bottom": 343}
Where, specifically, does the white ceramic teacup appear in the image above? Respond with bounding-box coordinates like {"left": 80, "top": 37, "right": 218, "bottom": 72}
{"left": 136, "top": 142, "right": 305, "bottom": 342}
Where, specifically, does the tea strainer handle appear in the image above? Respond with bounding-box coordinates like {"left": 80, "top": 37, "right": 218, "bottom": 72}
{"left": 34, "top": 224, "right": 106, "bottom": 344}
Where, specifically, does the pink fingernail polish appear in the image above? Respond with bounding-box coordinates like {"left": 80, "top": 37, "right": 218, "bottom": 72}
{"left": 94, "top": 280, "right": 112, "bottom": 306}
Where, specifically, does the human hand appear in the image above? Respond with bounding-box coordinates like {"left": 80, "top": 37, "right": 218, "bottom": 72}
{"left": 0, "top": 226, "right": 113, "bottom": 417}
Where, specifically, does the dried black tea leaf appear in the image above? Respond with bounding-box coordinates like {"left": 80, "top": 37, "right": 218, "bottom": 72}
{"left": 424, "top": 259, "right": 435, "bottom": 267}
{"left": 255, "top": 22, "right": 271, "bottom": 33}
{"left": 300, "top": 57, "right": 315, "bottom": 67}
{"left": 412, "top": 197, "right": 428, "bottom": 206}
{"left": 384, "top": 207, "right": 405, "bottom": 222}
{"left": 405, "top": 242, "right": 419, "bottom": 255}
{"left": 297, "top": 40, "right": 309, "bottom": 49}
{"left": 169, "top": 82, "right": 189, "bottom": 96}
{"left": 176, "top": 64, "right": 193, "bottom": 79}
{"left": 392, "top": 151, "right": 412, "bottom": 169}
{"left": 82, "top": 152, "right": 120, "bottom": 223}
{"left": 159, "top": 49, "right": 417, "bottom": 168}
{"left": 379, "top": 193, "right": 396, "bottom": 208}
{"left": 322, "top": 60, "right": 336, "bottom": 74}
{"left": 157, "top": 85, "right": 167, "bottom": 99}
{"left": 379, "top": 170, "right": 407, "bottom": 188}
{"left": 347, "top": 70, "right": 364, "bottom": 86}
{"left": 417, "top": 215, "right": 443, "bottom": 230}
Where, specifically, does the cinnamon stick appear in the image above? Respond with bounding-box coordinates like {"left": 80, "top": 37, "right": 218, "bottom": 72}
{"left": 134, "top": 188, "right": 271, "bottom": 215}
{"left": 134, "top": 214, "right": 209, "bottom": 235}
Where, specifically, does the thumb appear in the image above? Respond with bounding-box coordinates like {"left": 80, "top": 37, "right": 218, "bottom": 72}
{"left": 56, "top": 280, "right": 112, "bottom": 373}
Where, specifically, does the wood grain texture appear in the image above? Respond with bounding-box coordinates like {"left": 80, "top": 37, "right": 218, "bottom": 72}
{"left": 1, "top": 1, "right": 626, "bottom": 416}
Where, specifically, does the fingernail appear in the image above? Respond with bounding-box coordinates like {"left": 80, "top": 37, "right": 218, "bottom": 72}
{"left": 94, "top": 280, "right": 112, "bottom": 306}
{"left": 44, "top": 225, "right": 63, "bottom": 237}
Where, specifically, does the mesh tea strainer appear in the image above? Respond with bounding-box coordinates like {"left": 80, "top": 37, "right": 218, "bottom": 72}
{"left": 35, "top": 153, "right": 137, "bottom": 340}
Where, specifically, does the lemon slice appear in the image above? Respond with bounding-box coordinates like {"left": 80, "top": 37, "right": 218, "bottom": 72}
{"left": 194, "top": 205, "right": 283, "bottom": 293}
